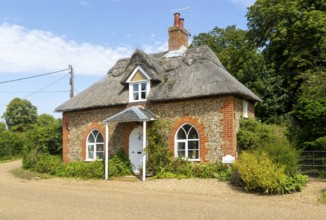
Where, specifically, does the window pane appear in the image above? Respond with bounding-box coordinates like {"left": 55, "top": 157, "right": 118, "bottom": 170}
{"left": 88, "top": 151, "right": 94, "bottom": 159}
{"left": 141, "top": 91, "right": 146, "bottom": 99}
{"left": 183, "top": 124, "right": 192, "bottom": 134}
{"left": 88, "top": 145, "right": 94, "bottom": 151}
{"left": 177, "top": 142, "right": 185, "bottom": 150}
{"left": 133, "top": 92, "right": 139, "bottom": 100}
{"left": 177, "top": 128, "right": 186, "bottom": 140}
{"left": 188, "top": 141, "right": 199, "bottom": 150}
{"left": 87, "top": 134, "right": 95, "bottom": 143}
{"left": 96, "top": 152, "right": 104, "bottom": 160}
{"left": 188, "top": 149, "right": 199, "bottom": 159}
{"left": 96, "top": 133, "right": 104, "bottom": 142}
{"left": 188, "top": 127, "right": 198, "bottom": 139}
{"left": 177, "top": 150, "right": 185, "bottom": 157}
{"left": 92, "top": 130, "right": 99, "bottom": 137}
{"left": 133, "top": 84, "right": 139, "bottom": 92}
{"left": 141, "top": 83, "right": 147, "bottom": 91}
{"left": 97, "top": 144, "right": 104, "bottom": 152}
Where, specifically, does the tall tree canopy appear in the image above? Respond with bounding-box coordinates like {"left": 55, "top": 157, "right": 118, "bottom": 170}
{"left": 247, "top": 0, "right": 326, "bottom": 114}
{"left": 2, "top": 98, "right": 38, "bottom": 132}
{"left": 191, "top": 25, "right": 280, "bottom": 121}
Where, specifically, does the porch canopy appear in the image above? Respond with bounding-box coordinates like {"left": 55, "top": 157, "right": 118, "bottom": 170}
{"left": 103, "top": 106, "right": 156, "bottom": 181}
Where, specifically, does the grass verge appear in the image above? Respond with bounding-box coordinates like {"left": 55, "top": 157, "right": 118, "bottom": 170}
{"left": 10, "top": 167, "right": 53, "bottom": 180}
{"left": 320, "top": 189, "right": 326, "bottom": 205}
{"left": 0, "top": 157, "right": 22, "bottom": 164}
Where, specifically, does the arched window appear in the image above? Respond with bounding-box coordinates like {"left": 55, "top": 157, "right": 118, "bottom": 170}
{"left": 86, "top": 130, "right": 104, "bottom": 161}
{"left": 175, "top": 124, "right": 200, "bottom": 161}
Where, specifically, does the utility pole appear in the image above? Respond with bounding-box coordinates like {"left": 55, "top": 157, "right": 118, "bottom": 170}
{"left": 69, "top": 65, "right": 74, "bottom": 98}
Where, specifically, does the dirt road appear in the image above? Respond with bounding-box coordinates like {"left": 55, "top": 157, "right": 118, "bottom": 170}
{"left": 0, "top": 160, "right": 326, "bottom": 220}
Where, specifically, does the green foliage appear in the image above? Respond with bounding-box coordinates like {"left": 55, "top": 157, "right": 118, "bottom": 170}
{"left": 108, "top": 148, "right": 132, "bottom": 177}
{"left": 23, "top": 114, "right": 62, "bottom": 166}
{"left": 247, "top": 0, "right": 326, "bottom": 118}
{"left": 2, "top": 98, "right": 37, "bottom": 132}
{"left": 23, "top": 149, "right": 132, "bottom": 179}
{"left": 237, "top": 118, "right": 300, "bottom": 174}
{"left": 234, "top": 151, "right": 287, "bottom": 194}
{"left": 34, "top": 154, "right": 63, "bottom": 175}
{"left": 58, "top": 160, "right": 104, "bottom": 179}
{"left": 0, "top": 130, "right": 24, "bottom": 160}
{"left": 283, "top": 173, "right": 308, "bottom": 193}
{"left": 146, "top": 120, "right": 173, "bottom": 175}
{"left": 156, "top": 157, "right": 231, "bottom": 181}
{"left": 290, "top": 71, "right": 326, "bottom": 150}
{"left": 233, "top": 151, "right": 308, "bottom": 194}
{"left": 320, "top": 189, "right": 326, "bottom": 205}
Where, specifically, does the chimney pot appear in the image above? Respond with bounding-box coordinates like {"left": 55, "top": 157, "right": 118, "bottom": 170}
{"left": 169, "top": 13, "right": 189, "bottom": 51}
{"left": 179, "top": 18, "right": 184, "bottom": 28}
{"left": 174, "top": 13, "right": 180, "bottom": 26}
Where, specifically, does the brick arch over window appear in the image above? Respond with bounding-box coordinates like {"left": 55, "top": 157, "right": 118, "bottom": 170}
{"left": 168, "top": 116, "right": 208, "bottom": 161}
{"left": 81, "top": 122, "right": 105, "bottom": 161}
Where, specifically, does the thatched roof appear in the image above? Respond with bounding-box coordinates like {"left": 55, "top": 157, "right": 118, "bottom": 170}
{"left": 56, "top": 45, "right": 261, "bottom": 112}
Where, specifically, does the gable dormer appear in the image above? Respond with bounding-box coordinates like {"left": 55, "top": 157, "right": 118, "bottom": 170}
{"left": 126, "top": 66, "right": 152, "bottom": 102}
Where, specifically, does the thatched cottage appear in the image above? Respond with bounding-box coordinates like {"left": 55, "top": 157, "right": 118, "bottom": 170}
{"left": 56, "top": 13, "right": 260, "bottom": 180}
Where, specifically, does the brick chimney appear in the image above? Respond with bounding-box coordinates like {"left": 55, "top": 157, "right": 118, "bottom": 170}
{"left": 168, "top": 13, "right": 190, "bottom": 51}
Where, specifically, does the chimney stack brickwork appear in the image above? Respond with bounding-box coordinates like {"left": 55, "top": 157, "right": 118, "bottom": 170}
{"left": 168, "top": 13, "right": 189, "bottom": 51}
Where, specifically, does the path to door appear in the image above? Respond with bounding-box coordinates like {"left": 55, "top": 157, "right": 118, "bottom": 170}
{"left": 1, "top": 160, "right": 326, "bottom": 220}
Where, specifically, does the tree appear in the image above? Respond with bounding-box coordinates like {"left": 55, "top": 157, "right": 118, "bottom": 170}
{"left": 247, "top": 0, "right": 326, "bottom": 115}
{"left": 289, "top": 70, "right": 326, "bottom": 150}
{"left": 2, "top": 98, "right": 38, "bottom": 132}
{"left": 191, "top": 25, "right": 280, "bottom": 121}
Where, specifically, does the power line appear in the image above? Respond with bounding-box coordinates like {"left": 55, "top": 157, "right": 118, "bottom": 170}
{"left": 0, "top": 68, "right": 69, "bottom": 84}
{"left": 0, "top": 91, "right": 69, "bottom": 94}
{"left": 24, "top": 73, "right": 70, "bottom": 98}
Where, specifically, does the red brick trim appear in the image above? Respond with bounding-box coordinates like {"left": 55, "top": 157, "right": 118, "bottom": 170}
{"left": 80, "top": 122, "right": 105, "bottom": 161}
{"left": 168, "top": 116, "right": 208, "bottom": 161}
{"left": 62, "top": 113, "right": 70, "bottom": 163}
{"left": 220, "top": 96, "right": 237, "bottom": 157}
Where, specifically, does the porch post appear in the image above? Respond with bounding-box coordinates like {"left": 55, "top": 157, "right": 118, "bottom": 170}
{"left": 142, "top": 121, "right": 146, "bottom": 181}
{"left": 105, "top": 122, "right": 109, "bottom": 180}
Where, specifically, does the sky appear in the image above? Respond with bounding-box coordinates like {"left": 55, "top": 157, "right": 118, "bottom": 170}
{"left": 0, "top": 0, "right": 255, "bottom": 120}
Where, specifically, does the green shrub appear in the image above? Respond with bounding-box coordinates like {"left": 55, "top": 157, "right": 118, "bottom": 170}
{"left": 35, "top": 154, "right": 62, "bottom": 175}
{"left": 234, "top": 151, "right": 287, "bottom": 194}
{"left": 59, "top": 160, "right": 104, "bottom": 179}
{"left": 283, "top": 173, "right": 308, "bottom": 193}
{"left": 108, "top": 155, "right": 132, "bottom": 177}
{"left": 156, "top": 157, "right": 231, "bottom": 180}
{"left": 237, "top": 118, "right": 300, "bottom": 175}
{"left": 146, "top": 120, "right": 173, "bottom": 175}
{"left": 0, "top": 130, "right": 24, "bottom": 160}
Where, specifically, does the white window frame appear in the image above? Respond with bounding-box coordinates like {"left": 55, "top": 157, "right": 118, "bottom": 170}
{"left": 126, "top": 66, "right": 152, "bottom": 103}
{"left": 128, "top": 81, "right": 150, "bottom": 102}
{"left": 86, "top": 129, "right": 104, "bottom": 161}
{"left": 174, "top": 123, "right": 200, "bottom": 161}
{"left": 243, "top": 100, "right": 249, "bottom": 118}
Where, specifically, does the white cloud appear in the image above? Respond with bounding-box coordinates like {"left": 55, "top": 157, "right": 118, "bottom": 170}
{"left": 0, "top": 23, "right": 133, "bottom": 75}
{"left": 230, "top": 0, "right": 255, "bottom": 7}
{"left": 78, "top": 1, "right": 90, "bottom": 6}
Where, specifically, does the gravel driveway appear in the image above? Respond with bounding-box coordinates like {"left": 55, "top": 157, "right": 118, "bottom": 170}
{"left": 1, "top": 160, "right": 326, "bottom": 220}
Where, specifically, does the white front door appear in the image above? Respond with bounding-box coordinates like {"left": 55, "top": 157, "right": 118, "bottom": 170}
{"left": 129, "top": 126, "right": 144, "bottom": 174}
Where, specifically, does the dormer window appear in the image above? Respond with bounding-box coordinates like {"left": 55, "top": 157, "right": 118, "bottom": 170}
{"left": 126, "top": 66, "right": 151, "bottom": 102}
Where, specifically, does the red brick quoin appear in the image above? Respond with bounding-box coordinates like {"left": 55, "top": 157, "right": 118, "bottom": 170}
{"left": 168, "top": 116, "right": 208, "bottom": 162}
{"left": 220, "top": 96, "right": 237, "bottom": 157}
